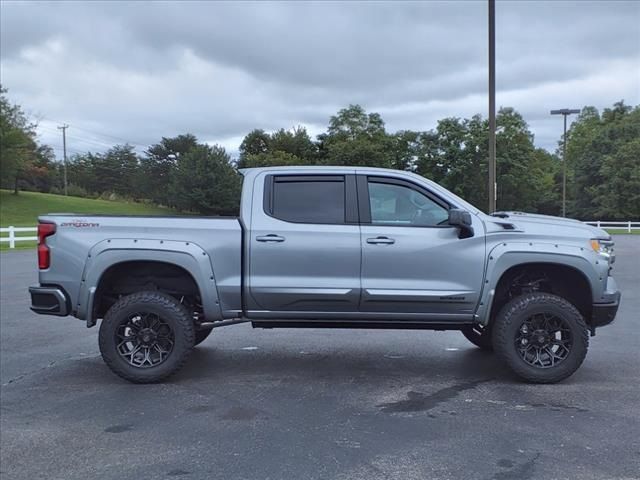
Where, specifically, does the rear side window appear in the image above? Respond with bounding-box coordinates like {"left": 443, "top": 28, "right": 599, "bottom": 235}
{"left": 269, "top": 176, "right": 346, "bottom": 224}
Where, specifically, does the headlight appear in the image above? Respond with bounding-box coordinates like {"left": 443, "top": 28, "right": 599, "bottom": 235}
{"left": 590, "top": 239, "right": 615, "bottom": 262}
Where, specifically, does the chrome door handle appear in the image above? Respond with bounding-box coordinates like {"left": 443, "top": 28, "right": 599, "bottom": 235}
{"left": 256, "top": 234, "right": 285, "bottom": 243}
{"left": 366, "top": 236, "right": 395, "bottom": 245}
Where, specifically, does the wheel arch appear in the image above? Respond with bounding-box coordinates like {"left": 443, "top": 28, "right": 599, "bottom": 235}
{"left": 481, "top": 260, "right": 593, "bottom": 328}
{"left": 94, "top": 260, "right": 202, "bottom": 318}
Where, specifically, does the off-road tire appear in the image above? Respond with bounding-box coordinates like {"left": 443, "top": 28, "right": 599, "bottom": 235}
{"left": 461, "top": 325, "right": 493, "bottom": 350}
{"left": 194, "top": 327, "right": 213, "bottom": 346}
{"left": 492, "top": 292, "right": 589, "bottom": 383}
{"left": 99, "top": 291, "right": 195, "bottom": 383}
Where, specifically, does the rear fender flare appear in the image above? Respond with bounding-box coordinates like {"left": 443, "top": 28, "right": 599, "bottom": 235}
{"left": 76, "top": 238, "right": 221, "bottom": 322}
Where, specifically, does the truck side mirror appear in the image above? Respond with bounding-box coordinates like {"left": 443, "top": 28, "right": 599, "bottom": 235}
{"left": 448, "top": 209, "right": 474, "bottom": 238}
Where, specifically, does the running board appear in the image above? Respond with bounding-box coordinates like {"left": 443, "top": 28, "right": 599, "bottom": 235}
{"left": 200, "top": 319, "right": 250, "bottom": 329}
{"left": 250, "top": 320, "right": 475, "bottom": 330}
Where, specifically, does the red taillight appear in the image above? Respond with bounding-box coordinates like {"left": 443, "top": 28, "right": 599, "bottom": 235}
{"left": 37, "top": 222, "right": 56, "bottom": 269}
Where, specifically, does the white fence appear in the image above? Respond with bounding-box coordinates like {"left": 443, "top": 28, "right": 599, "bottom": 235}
{"left": 0, "top": 227, "right": 37, "bottom": 248}
{"left": 1, "top": 221, "right": 638, "bottom": 249}
{"left": 584, "top": 221, "right": 640, "bottom": 233}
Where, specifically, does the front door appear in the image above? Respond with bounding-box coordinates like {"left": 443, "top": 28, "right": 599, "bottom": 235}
{"left": 248, "top": 173, "right": 361, "bottom": 314}
{"left": 358, "top": 175, "right": 485, "bottom": 319}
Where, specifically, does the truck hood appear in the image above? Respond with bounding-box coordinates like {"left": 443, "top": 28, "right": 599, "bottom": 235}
{"left": 484, "top": 211, "right": 610, "bottom": 240}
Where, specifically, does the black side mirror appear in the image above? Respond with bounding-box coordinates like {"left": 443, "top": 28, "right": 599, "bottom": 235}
{"left": 448, "top": 208, "right": 474, "bottom": 238}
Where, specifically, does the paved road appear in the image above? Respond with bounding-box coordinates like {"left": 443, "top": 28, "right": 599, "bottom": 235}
{"left": 1, "top": 237, "right": 639, "bottom": 480}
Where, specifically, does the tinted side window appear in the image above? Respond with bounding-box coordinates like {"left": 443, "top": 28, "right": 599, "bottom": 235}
{"left": 271, "top": 177, "right": 345, "bottom": 224}
{"left": 368, "top": 181, "right": 449, "bottom": 226}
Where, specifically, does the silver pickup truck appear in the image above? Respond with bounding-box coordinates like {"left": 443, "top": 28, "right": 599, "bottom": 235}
{"left": 30, "top": 166, "right": 620, "bottom": 384}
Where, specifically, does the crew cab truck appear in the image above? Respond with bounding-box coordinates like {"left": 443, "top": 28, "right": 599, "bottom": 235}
{"left": 30, "top": 167, "right": 621, "bottom": 384}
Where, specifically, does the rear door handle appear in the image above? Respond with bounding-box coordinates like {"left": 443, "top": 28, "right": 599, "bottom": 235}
{"left": 256, "top": 234, "right": 285, "bottom": 243}
{"left": 366, "top": 236, "right": 395, "bottom": 245}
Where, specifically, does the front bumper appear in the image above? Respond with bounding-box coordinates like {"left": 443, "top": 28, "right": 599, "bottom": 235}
{"left": 29, "top": 286, "right": 69, "bottom": 316}
{"left": 591, "top": 276, "right": 621, "bottom": 328}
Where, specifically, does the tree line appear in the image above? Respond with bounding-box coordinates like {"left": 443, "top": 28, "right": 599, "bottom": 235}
{"left": 1, "top": 85, "right": 638, "bottom": 219}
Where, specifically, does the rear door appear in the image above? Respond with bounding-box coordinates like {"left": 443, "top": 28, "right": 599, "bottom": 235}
{"left": 247, "top": 173, "right": 361, "bottom": 314}
{"left": 358, "top": 174, "right": 485, "bottom": 318}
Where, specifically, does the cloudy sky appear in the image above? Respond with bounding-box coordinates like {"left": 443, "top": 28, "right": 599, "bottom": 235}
{"left": 1, "top": 0, "right": 639, "bottom": 159}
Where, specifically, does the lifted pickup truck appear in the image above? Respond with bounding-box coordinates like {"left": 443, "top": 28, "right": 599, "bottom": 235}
{"left": 30, "top": 167, "right": 620, "bottom": 383}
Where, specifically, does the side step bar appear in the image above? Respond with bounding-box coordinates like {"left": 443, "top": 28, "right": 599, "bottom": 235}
{"left": 250, "top": 320, "right": 475, "bottom": 330}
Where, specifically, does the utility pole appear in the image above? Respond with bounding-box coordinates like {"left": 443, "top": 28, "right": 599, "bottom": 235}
{"left": 57, "top": 124, "right": 69, "bottom": 196}
{"left": 488, "top": 0, "right": 496, "bottom": 213}
{"left": 550, "top": 109, "right": 580, "bottom": 217}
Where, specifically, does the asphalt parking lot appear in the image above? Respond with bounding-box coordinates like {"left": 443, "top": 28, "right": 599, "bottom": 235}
{"left": 1, "top": 236, "right": 639, "bottom": 480}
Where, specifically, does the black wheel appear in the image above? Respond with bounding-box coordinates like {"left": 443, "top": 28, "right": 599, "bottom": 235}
{"left": 194, "top": 327, "right": 213, "bottom": 346}
{"left": 492, "top": 292, "right": 588, "bottom": 383}
{"left": 461, "top": 324, "right": 493, "bottom": 350}
{"left": 99, "top": 291, "right": 195, "bottom": 383}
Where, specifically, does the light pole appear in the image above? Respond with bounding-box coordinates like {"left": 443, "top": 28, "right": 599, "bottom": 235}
{"left": 488, "top": 0, "right": 496, "bottom": 213}
{"left": 550, "top": 109, "right": 580, "bottom": 217}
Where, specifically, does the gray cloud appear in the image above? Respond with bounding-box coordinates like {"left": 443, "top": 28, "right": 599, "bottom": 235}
{"left": 1, "top": 0, "right": 638, "bottom": 158}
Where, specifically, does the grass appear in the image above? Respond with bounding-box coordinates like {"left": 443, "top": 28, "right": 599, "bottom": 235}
{"left": 1, "top": 190, "right": 177, "bottom": 250}
{"left": 605, "top": 229, "right": 640, "bottom": 235}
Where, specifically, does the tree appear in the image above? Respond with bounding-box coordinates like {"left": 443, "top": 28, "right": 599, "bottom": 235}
{"left": 140, "top": 134, "right": 199, "bottom": 204}
{"left": 67, "top": 152, "right": 99, "bottom": 195}
{"left": 22, "top": 145, "right": 58, "bottom": 193}
{"left": 529, "top": 148, "right": 560, "bottom": 216}
{"left": 412, "top": 131, "right": 445, "bottom": 181}
{"left": 269, "top": 127, "right": 318, "bottom": 162}
{"left": 413, "top": 109, "right": 556, "bottom": 213}
{"left": 97, "top": 145, "right": 139, "bottom": 197}
{"left": 567, "top": 101, "right": 639, "bottom": 219}
{"left": 433, "top": 115, "right": 488, "bottom": 209}
{"left": 238, "top": 129, "right": 270, "bottom": 167}
{"left": 318, "top": 104, "right": 394, "bottom": 168}
{"left": 169, "top": 144, "right": 241, "bottom": 215}
{"left": 241, "top": 151, "right": 305, "bottom": 168}
{"left": 592, "top": 138, "right": 640, "bottom": 218}
{"left": 494, "top": 108, "right": 544, "bottom": 212}
{"left": 390, "top": 130, "right": 420, "bottom": 171}
{"left": 0, "top": 86, "right": 38, "bottom": 194}
{"left": 237, "top": 126, "right": 317, "bottom": 168}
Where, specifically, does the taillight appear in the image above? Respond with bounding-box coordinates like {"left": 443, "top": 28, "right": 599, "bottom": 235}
{"left": 37, "top": 222, "right": 56, "bottom": 269}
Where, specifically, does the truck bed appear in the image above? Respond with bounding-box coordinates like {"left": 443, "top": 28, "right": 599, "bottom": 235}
{"left": 37, "top": 214, "right": 243, "bottom": 321}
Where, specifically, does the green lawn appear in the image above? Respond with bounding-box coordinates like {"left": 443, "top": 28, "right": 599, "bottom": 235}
{"left": 1, "top": 190, "right": 177, "bottom": 250}
{"left": 605, "top": 229, "right": 640, "bottom": 235}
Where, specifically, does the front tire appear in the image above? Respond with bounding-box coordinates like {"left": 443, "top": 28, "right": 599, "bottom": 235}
{"left": 99, "top": 291, "right": 195, "bottom": 383}
{"left": 492, "top": 292, "right": 589, "bottom": 383}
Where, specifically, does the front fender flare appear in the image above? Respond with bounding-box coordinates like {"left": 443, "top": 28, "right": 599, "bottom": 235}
{"left": 475, "top": 241, "right": 598, "bottom": 325}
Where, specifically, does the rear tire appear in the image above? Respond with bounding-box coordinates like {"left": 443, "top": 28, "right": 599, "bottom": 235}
{"left": 461, "top": 325, "right": 493, "bottom": 350}
{"left": 99, "top": 291, "right": 195, "bottom": 383}
{"left": 194, "top": 327, "right": 213, "bottom": 346}
{"left": 492, "top": 292, "right": 588, "bottom": 383}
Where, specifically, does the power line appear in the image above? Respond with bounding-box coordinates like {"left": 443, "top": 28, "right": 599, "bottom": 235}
{"left": 68, "top": 124, "right": 148, "bottom": 148}
{"left": 38, "top": 117, "right": 150, "bottom": 150}
{"left": 56, "top": 135, "right": 115, "bottom": 149}
{"left": 38, "top": 124, "right": 147, "bottom": 150}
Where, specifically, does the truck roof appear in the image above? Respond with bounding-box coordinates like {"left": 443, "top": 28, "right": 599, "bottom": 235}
{"left": 239, "top": 165, "right": 387, "bottom": 175}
